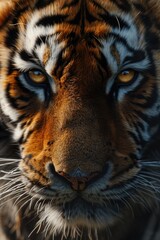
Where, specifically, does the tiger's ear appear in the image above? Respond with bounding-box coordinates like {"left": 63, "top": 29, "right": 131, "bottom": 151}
{"left": 0, "top": 0, "right": 17, "bottom": 26}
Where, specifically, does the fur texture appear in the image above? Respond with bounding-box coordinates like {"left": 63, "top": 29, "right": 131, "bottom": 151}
{"left": 0, "top": 0, "right": 160, "bottom": 239}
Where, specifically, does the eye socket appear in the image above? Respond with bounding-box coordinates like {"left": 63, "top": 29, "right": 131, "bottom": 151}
{"left": 27, "top": 70, "right": 47, "bottom": 84}
{"left": 117, "top": 69, "right": 137, "bottom": 84}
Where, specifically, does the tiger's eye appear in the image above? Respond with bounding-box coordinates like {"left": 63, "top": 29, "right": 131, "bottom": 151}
{"left": 28, "top": 70, "right": 47, "bottom": 83}
{"left": 117, "top": 69, "right": 136, "bottom": 84}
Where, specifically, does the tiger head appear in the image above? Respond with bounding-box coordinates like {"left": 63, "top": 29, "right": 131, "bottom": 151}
{"left": 0, "top": 0, "right": 160, "bottom": 237}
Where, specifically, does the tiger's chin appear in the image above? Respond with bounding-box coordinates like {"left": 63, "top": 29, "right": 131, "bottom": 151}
{"left": 38, "top": 197, "right": 119, "bottom": 238}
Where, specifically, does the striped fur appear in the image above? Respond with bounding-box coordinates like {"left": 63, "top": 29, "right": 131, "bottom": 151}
{"left": 0, "top": 0, "right": 160, "bottom": 239}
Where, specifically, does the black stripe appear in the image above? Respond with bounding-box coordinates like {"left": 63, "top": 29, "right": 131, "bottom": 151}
{"left": 26, "top": 119, "right": 33, "bottom": 126}
{"left": 6, "top": 84, "right": 25, "bottom": 110}
{"left": 133, "top": 3, "right": 145, "bottom": 12}
{"left": 130, "top": 85, "right": 158, "bottom": 109}
{"left": 124, "top": 50, "right": 146, "bottom": 64}
{"left": 36, "top": 15, "right": 68, "bottom": 27}
{"left": 21, "top": 121, "right": 28, "bottom": 128}
{"left": 16, "top": 95, "right": 30, "bottom": 102}
{"left": 34, "top": 31, "right": 79, "bottom": 48}
{"left": 19, "top": 49, "right": 41, "bottom": 67}
{"left": 7, "top": 51, "right": 16, "bottom": 75}
{"left": 34, "top": 34, "right": 54, "bottom": 47}
{"left": 19, "top": 50, "right": 35, "bottom": 62}
{"left": 89, "top": 0, "right": 107, "bottom": 13}
{"left": 88, "top": 1, "right": 130, "bottom": 28}
{"left": 19, "top": 130, "right": 34, "bottom": 144}
{"left": 133, "top": 123, "right": 147, "bottom": 146}
{"left": 4, "top": 7, "right": 28, "bottom": 48}
{"left": 6, "top": 79, "right": 32, "bottom": 110}
{"left": 106, "top": 33, "right": 135, "bottom": 52}
{"left": 99, "top": 13, "right": 129, "bottom": 30}
{"left": 110, "top": 0, "right": 131, "bottom": 12}
{"left": 109, "top": 163, "right": 135, "bottom": 181}
{"left": 135, "top": 121, "right": 145, "bottom": 132}
{"left": 5, "top": 26, "right": 19, "bottom": 49}
{"left": 85, "top": 7, "right": 98, "bottom": 23}
{"left": 62, "top": 0, "right": 79, "bottom": 9}
{"left": 15, "top": 114, "right": 30, "bottom": 124}
{"left": 34, "top": 0, "right": 54, "bottom": 9}
{"left": 134, "top": 110, "right": 151, "bottom": 123}
{"left": 128, "top": 130, "right": 140, "bottom": 145}
{"left": 68, "top": 10, "right": 81, "bottom": 25}
{"left": 23, "top": 161, "right": 48, "bottom": 181}
{"left": 19, "top": 133, "right": 25, "bottom": 144}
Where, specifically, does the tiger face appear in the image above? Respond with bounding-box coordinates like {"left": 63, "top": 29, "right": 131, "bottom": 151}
{"left": 0, "top": 0, "right": 160, "bottom": 238}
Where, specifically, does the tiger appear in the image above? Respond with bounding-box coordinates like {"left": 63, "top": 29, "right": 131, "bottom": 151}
{"left": 0, "top": 0, "right": 160, "bottom": 239}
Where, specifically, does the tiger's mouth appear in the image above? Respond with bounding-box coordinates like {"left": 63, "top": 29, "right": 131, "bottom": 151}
{"left": 21, "top": 161, "right": 141, "bottom": 201}
{"left": 20, "top": 163, "right": 142, "bottom": 228}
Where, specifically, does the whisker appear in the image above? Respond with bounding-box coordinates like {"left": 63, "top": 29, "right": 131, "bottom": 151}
{"left": 0, "top": 187, "right": 24, "bottom": 200}
{"left": 0, "top": 162, "right": 18, "bottom": 167}
{"left": 140, "top": 174, "right": 160, "bottom": 185}
{"left": 0, "top": 185, "right": 23, "bottom": 196}
{"left": 14, "top": 190, "right": 27, "bottom": 205}
{"left": 127, "top": 182, "right": 158, "bottom": 208}
{"left": 0, "top": 158, "right": 20, "bottom": 162}
{"left": 141, "top": 170, "right": 160, "bottom": 179}
{"left": 141, "top": 161, "right": 160, "bottom": 167}
{"left": 28, "top": 200, "right": 46, "bottom": 238}
{"left": 28, "top": 222, "right": 40, "bottom": 238}
{"left": 0, "top": 175, "right": 21, "bottom": 181}
{"left": 0, "top": 172, "right": 20, "bottom": 178}
{"left": 0, "top": 179, "right": 19, "bottom": 189}
{"left": 15, "top": 195, "right": 30, "bottom": 213}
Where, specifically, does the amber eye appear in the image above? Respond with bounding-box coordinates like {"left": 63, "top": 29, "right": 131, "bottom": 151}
{"left": 27, "top": 70, "right": 47, "bottom": 83}
{"left": 117, "top": 69, "right": 136, "bottom": 84}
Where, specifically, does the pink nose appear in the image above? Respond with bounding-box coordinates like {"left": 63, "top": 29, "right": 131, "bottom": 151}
{"left": 57, "top": 170, "right": 100, "bottom": 191}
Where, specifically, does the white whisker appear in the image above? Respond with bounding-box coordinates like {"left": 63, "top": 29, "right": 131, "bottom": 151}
{"left": 0, "top": 158, "right": 20, "bottom": 162}
{"left": 0, "top": 162, "right": 18, "bottom": 166}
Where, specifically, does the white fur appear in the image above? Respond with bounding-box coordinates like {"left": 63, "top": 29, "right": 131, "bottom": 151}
{"left": 13, "top": 53, "right": 41, "bottom": 72}
{"left": 24, "top": 11, "right": 56, "bottom": 53}
{"left": 13, "top": 123, "right": 23, "bottom": 141}
{"left": 0, "top": 95, "right": 19, "bottom": 122}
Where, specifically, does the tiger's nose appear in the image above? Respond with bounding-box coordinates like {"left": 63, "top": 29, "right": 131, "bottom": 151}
{"left": 49, "top": 165, "right": 100, "bottom": 191}
{"left": 57, "top": 169, "right": 100, "bottom": 191}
